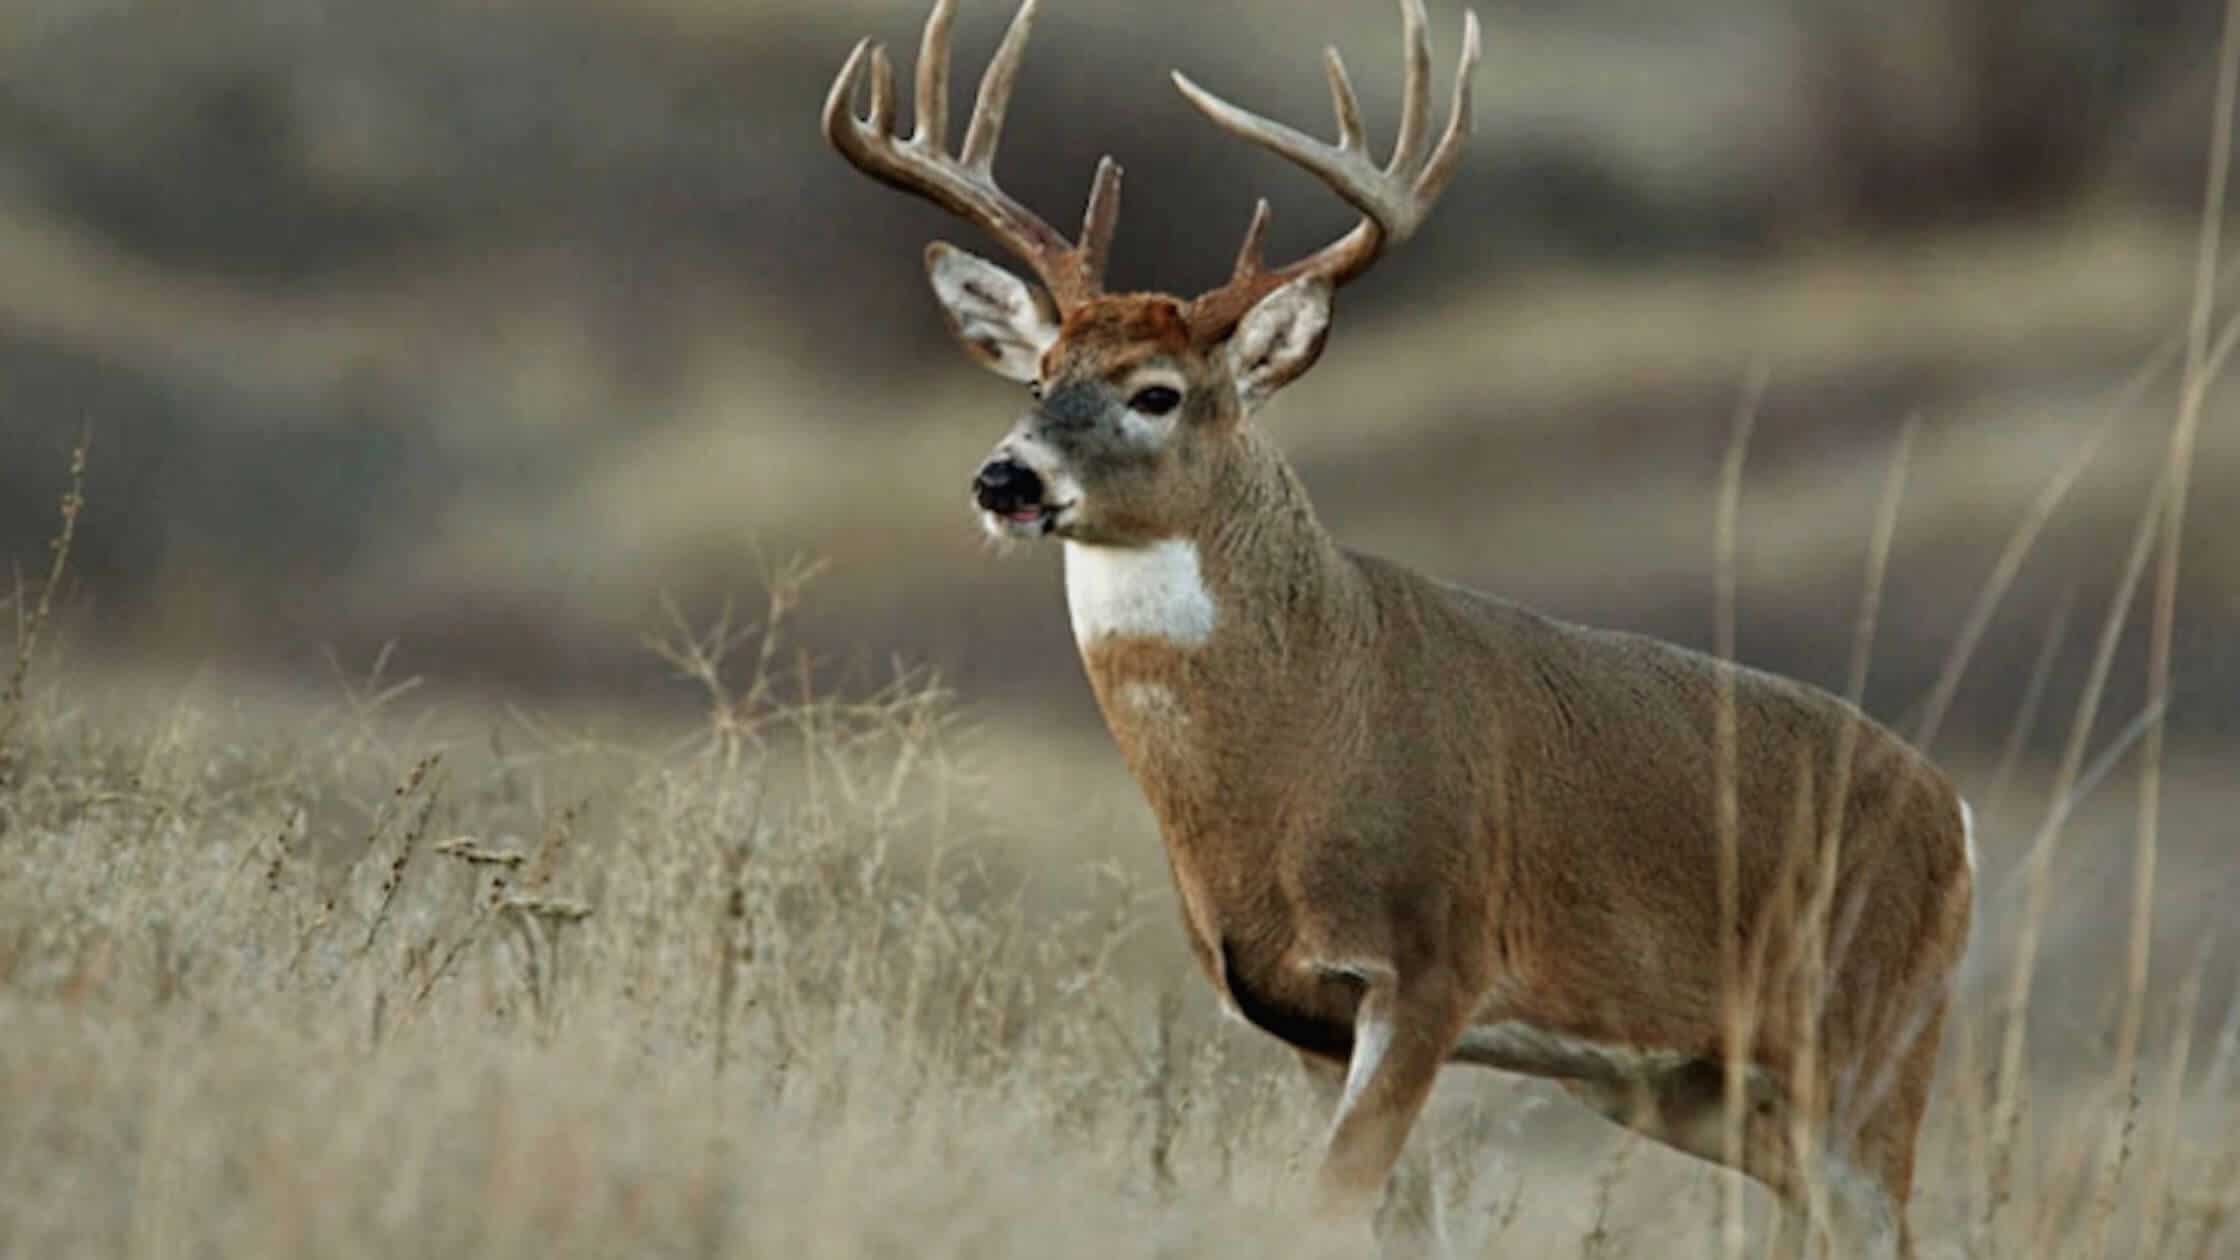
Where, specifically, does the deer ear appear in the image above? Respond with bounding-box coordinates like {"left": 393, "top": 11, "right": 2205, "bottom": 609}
{"left": 1227, "top": 276, "right": 1332, "bottom": 411}
{"left": 925, "top": 243, "right": 1060, "bottom": 383}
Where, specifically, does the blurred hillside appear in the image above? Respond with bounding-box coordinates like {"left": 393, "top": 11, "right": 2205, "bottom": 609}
{"left": 2, "top": 0, "right": 2237, "bottom": 750}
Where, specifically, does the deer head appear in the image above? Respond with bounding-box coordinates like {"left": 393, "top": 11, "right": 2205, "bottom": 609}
{"left": 824, "top": 0, "right": 1480, "bottom": 547}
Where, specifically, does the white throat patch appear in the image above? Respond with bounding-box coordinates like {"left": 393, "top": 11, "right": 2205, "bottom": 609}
{"left": 1064, "top": 540, "right": 1217, "bottom": 648}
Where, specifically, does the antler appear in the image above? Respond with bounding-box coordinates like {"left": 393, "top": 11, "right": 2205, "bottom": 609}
{"left": 1173, "top": 0, "right": 1482, "bottom": 338}
{"left": 823, "top": 0, "right": 1122, "bottom": 314}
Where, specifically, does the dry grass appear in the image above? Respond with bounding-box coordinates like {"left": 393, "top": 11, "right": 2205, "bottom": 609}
{"left": 0, "top": 598, "right": 1323, "bottom": 1259}
{"left": 1, "top": 533, "right": 2237, "bottom": 1257}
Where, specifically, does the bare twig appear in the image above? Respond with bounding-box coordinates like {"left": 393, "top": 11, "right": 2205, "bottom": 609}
{"left": 1713, "top": 359, "right": 1765, "bottom": 1260}
{"left": 0, "top": 432, "right": 87, "bottom": 781}
{"left": 2095, "top": 2, "right": 2240, "bottom": 1255}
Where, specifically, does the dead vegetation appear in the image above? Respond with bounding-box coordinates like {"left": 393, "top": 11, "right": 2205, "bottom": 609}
{"left": 0, "top": 463, "right": 2235, "bottom": 1255}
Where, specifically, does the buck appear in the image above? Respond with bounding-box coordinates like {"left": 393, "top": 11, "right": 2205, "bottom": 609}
{"left": 824, "top": 2, "right": 1974, "bottom": 1255}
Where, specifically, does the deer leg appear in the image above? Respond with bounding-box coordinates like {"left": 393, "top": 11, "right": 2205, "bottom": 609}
{"left": 1594, "top": 1044, "right": 1918, "bottom": 1260}
{"left": 1312, "top": 972, "right": 1467, "bottom": 1230}
{"left": 1300, "top": 1050, "right": 1446, "bottom": 1257}
{"left": 1553, "top": 1059, "right": 1825, "bottom": 1257}
{"left": 1820, "top": 994, "right": 1947, "bottom": 1260}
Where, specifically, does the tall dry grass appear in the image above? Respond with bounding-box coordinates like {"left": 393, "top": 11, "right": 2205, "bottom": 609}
{"left": 0, "top": 426, "right": 2236, "bottom": 1258}
{"left": 0, "top": 555, "right": 1342, "bottom": 1259}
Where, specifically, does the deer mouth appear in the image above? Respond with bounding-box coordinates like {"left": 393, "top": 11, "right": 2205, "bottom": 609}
{"left": 981, "top": 499, "right": 1075, "bottom": 540}
{"left": 1013, "top": 501, "right": 1074, "bottom": 536}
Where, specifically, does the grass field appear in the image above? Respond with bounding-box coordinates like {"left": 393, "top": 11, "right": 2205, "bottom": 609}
{"left": 2, "top": 528, "right": 2236, "bottom": 1257}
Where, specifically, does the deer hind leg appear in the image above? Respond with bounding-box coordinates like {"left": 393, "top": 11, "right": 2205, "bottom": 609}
{"left": 1298, "top": 1051, "right": 1446, "bottom": 1257}
{"left": 1559, "top": 1059, "right": 1816, "bottom": 1236}
{"left": 1557, "top": 1057, "right": 1900, "bottom": 1260}
{"left": 1824, "top": 993, "right": 1949, "bottom": 1260}
{"left": 1774, "top": 942, "right": 1959, "bottom": 1260}
{"left": 1760, "top": 1036, "right": 1933, "bottom": 1260}
{"left": 1566, "top": 1012, "right": 1944, "bottom": 1260}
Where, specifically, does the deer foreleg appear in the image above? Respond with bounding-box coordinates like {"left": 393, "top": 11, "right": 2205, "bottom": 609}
{"left": 1299, "top": 1049, "right": 1446, "bottom": 1254}
{"left": 1311, "top": 970, "right": 1467, "bottom": 1226}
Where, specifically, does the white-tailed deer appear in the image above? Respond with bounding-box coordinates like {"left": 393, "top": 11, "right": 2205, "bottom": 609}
{"left": 825, "top": 2, "right": 1974, "bottom": 1255}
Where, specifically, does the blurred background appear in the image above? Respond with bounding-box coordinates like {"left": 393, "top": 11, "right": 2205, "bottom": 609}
{"left": 9, "top": 8, "right": 2240, "bottom": 1246}
{"left": 3, "top": 0, "right": 2236, "bottom": 760}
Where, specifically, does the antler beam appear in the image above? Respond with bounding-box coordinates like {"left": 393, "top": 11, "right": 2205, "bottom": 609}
{"left": 823, "top": 0, "right": 1122, "bottom": 313}
{"left": 1174, "top": 0, "right": 1482, "bottom": 337}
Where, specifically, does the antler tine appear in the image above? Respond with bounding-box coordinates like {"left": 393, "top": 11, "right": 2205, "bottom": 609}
{"left": 1391, "top": 0, "right": 1433, "bottom": 174}
{"left": 823, "top": 38, "right": 876, "bottom": 142}
{"left": 868, "top": 44, "right": 899, "bottom": 137}
{"left": 1416, "top": 11, "right": 1482, "bottom": 203}
{"left": 824, "top": 0, "right": 1120, "bottom": 311}
{"left": 960, "top": 0, "right": 1038, "bottom": 172}
{"left": 911, "top": 0, "right": 957, "bottom": 147}
{"left": 1229, "top": 198, "right": 1275, "bottom": 282}
{"left": 1078, "top": 155, "right": 1123, "bottom": 285}
{"left": 1173, "top": 1, "right": 1481, "bottom": 337}
{"left": 1323, "top": 49, "right": 1367, "bottom": 154}
{"left": 1171, "top": 71, "right": 1366, "bottom": 201}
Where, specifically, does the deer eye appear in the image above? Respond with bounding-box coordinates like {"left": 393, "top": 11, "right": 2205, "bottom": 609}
{"left": 1129, "top": 385, "right": 1182, "bottom": 416}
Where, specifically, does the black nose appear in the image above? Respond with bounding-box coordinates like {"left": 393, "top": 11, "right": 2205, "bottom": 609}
{"left": 973, "top": 459, "right": 1045, "bottom": 515}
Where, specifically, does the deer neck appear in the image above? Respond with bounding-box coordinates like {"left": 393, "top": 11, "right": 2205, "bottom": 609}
{"left": 1065, "top": 429, "right": 1360, "bottom": 651}
{"left": 1063, "top": 431, "right": 1372, "bottom": 809}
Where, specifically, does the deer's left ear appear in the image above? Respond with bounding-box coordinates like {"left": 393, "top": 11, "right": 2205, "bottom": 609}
{"left": 1227, "top": 276, "right": 1332, "bottom": 412}
{"left": 925, "top": 242, "right": 1061, "bottom": 382}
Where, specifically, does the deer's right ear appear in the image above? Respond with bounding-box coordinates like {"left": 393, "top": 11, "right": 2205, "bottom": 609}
{"left": 925, "top": 243, "right": 1060, "bottom": 383}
